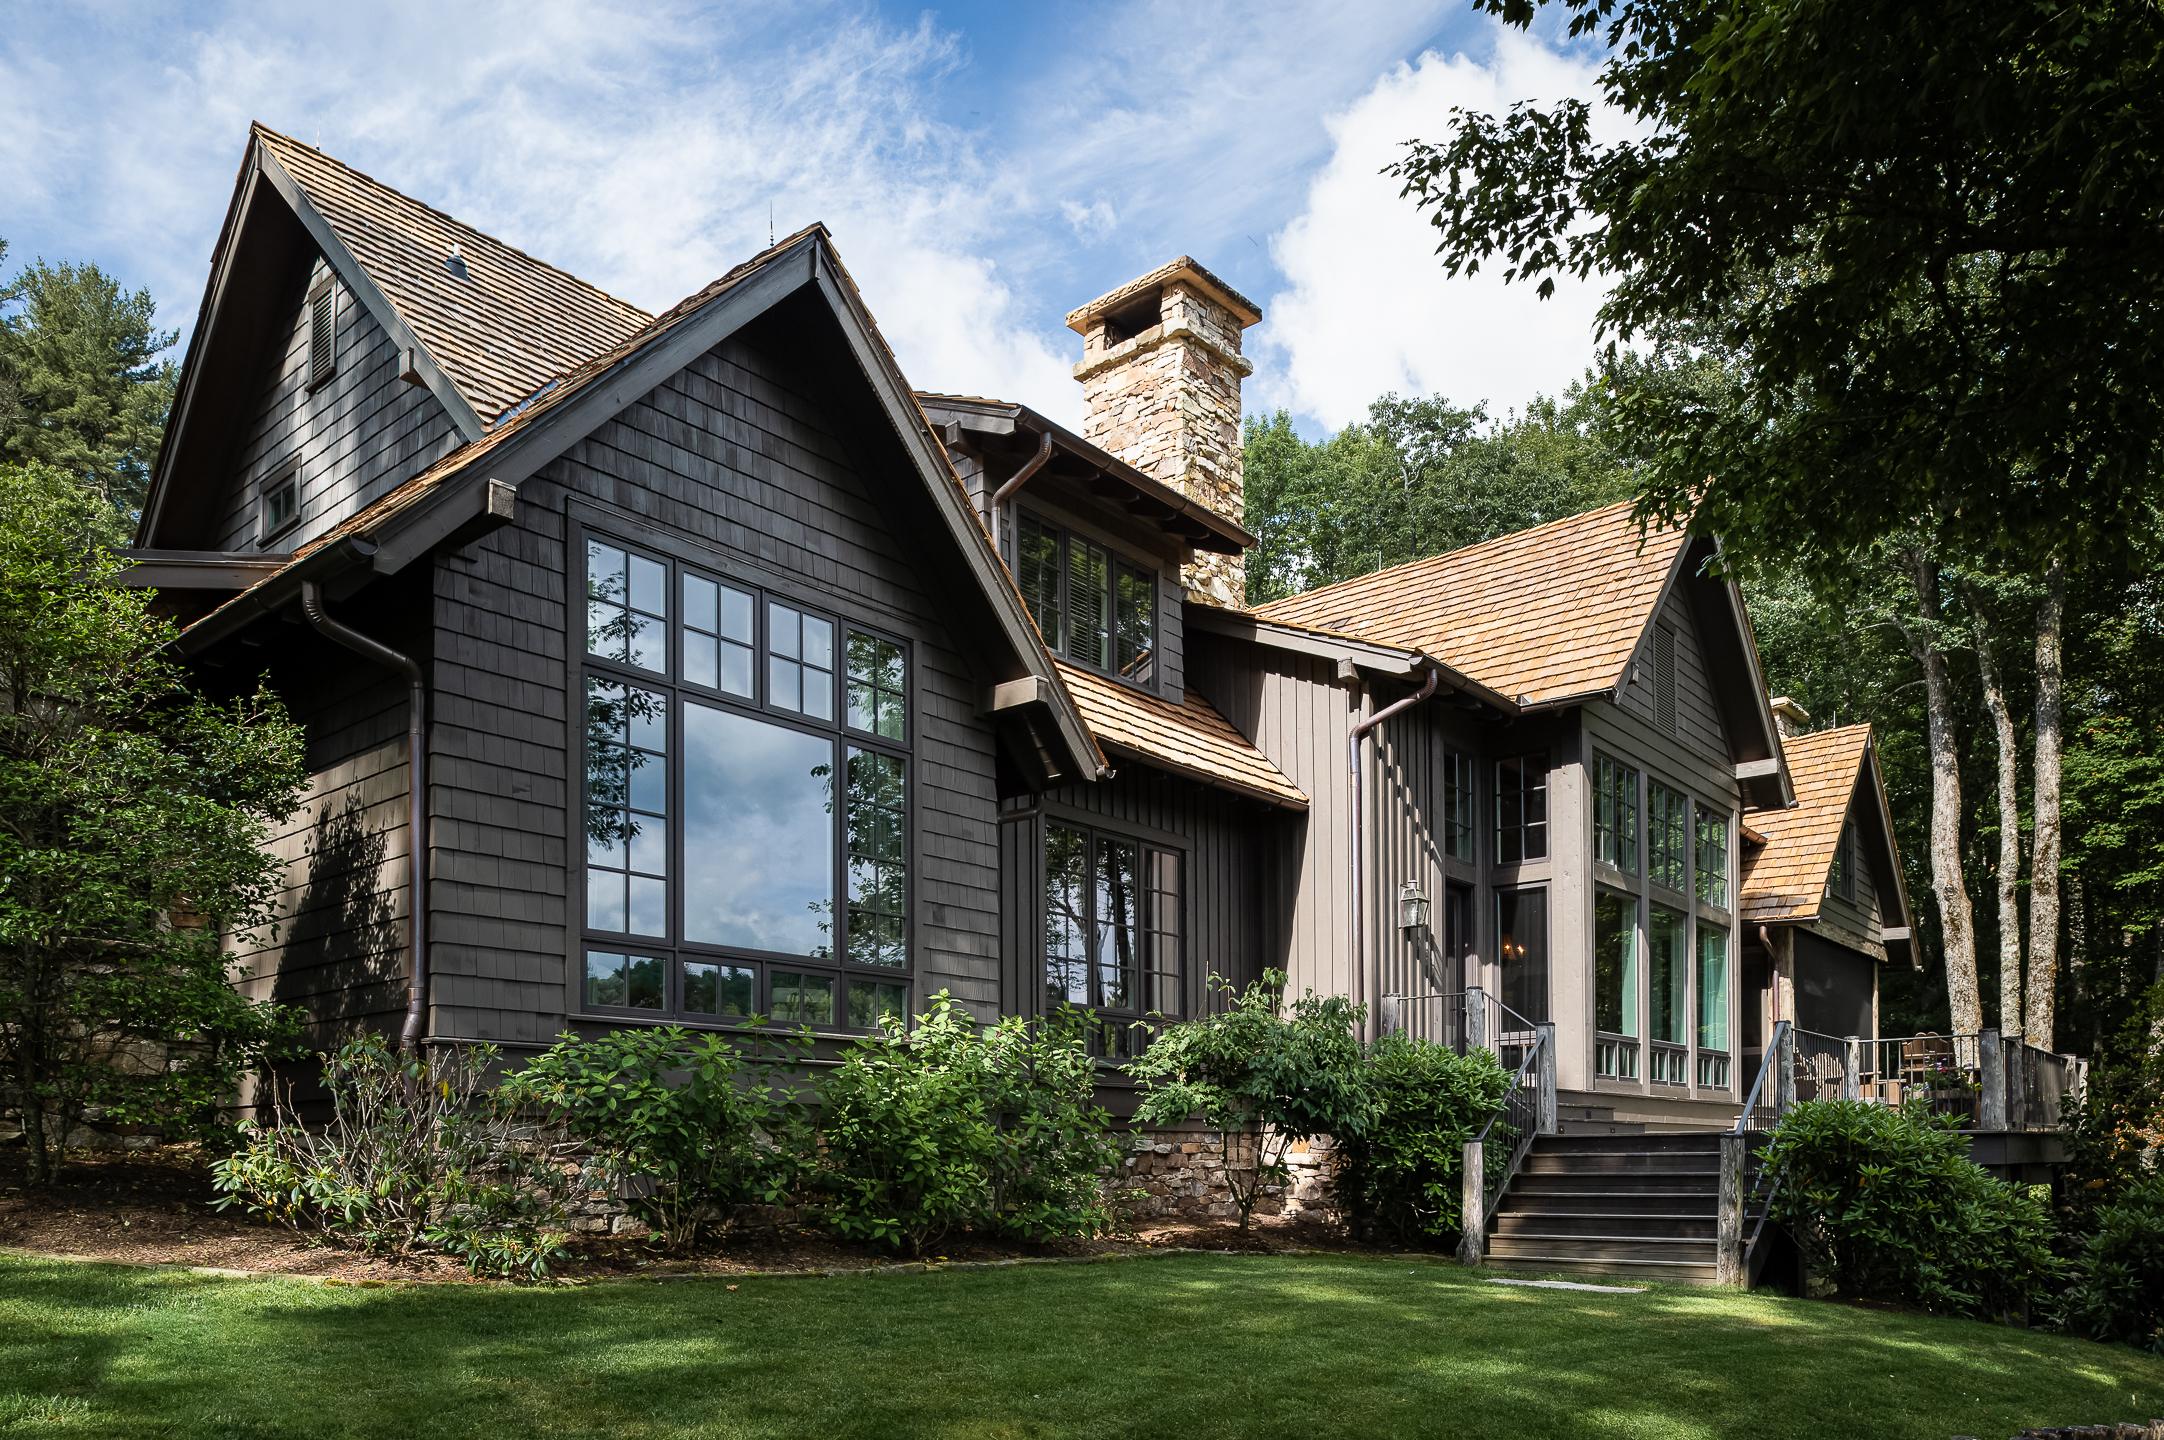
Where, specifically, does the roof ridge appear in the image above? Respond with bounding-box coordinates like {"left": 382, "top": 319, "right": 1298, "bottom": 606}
{"left": 250, "top": 121, "right": 653, "bottom": 324}
{"left": 1258, "top": 497, "right": 1655, "bottom": 615}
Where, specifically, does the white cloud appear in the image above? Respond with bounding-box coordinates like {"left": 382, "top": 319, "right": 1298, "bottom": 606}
{"left": 0, "top": 2, "right": 1074, "bottom": 416}
{"left": 1256, "top": 25, "right": 1627, "bottom": 430}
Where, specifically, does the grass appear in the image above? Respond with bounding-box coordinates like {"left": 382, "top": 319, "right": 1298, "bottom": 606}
{"left": 2, "top": 1251, "right": 2159, "bottom": 1439}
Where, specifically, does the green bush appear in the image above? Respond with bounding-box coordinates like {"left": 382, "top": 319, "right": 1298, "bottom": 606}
{"left": 813, "top": 994, "right": 1116, "bottom": 1255}
{"left": 2057, "top": 1171, "right": 2164, "bottom": 1354}
{"left": 1333, "top": 1034, "right": 1514, "bottom": 1246}
{"left": 1124, "top": 971, "right": 1372, "bottom": 1230}
{"left": 504, "top": 1026, "right": 810, "bottom": 1252}
{"left": 1762, "top": 1099, "right": 2060, "bottom": 1319}
{"left": 211, "top": 1035, "right": 572, "bottom": 1280}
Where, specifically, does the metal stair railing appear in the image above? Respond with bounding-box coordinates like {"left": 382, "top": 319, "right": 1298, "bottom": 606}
{"left": 1720, "top": 1019, "right": 1792, "bottom": 1285}
{"left": 1455, "top": 1021, "right": 1553, "bottom": 1266}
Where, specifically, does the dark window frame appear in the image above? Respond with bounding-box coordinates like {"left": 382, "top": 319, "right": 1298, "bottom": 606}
{"left": 1040, "top": 816, "right": 1185, "bottom": 1051}
{"left": 1494, "top": 752, "right": 1549, "bottom": 864}
{"left": 1496, "top": 885, "right": 1550, "bottom": 1025}
{"left": 1828, "top": 817, "right": 1858, "bottom": 900}
{"left": 573, "top": 523, "right": 915, "bottom": 1033}
{"left": 1592, "top": 751, "right": 1641, "bottom": 875}
{"left": 1441, "top": 748, "right": 1477, "bottom": 864}
{"left": 258, "top": 462, "right": 301, "bottom": 547}
{"left": 1016, "top": 508, "right": 1161, "bottom": 692}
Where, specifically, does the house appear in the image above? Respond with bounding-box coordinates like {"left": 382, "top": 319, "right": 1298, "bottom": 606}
{"left": 132, "top": 126, "right": 1914, "bottom": 1141}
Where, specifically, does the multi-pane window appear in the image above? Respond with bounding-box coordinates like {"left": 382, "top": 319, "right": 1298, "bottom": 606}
{"left": 259, "top": 468, "right": 300, "bottom": 544}
{"left": 1495, "top": 753, "right": 1548, "bottom": 863}
{"left": 1593, "top": 753, "right": 1640, "bottom": 873}
{"left": 1043, "top": 820, "right": 1182, "bottom": 1050}
{"left": 1442, "top": 750, "right": 1476, "bottom": 863}
{"left": 1696, "top": 809, "right": 1730, "bottom": 907}
{"left": 1016, "top": 512, "right": 1158, "bottom": 688}
{"left": 579, "top": 532, "right": 911, "bottom": 1029}
{"left": 586, "top": 540, "right": 667, "bottom": 673}
{"left": 681, "top": 574, "right": 754, "bottom": 697}
{"left": 766, "top": 601, "right": 835, "bottom": 721}
{"left": 1649, "top": 782, "right": 1688, "bottom": 891}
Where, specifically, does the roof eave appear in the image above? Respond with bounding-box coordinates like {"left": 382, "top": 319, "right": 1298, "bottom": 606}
{"left": 1099, "top": 740, "right": 1307, "bottom": 812}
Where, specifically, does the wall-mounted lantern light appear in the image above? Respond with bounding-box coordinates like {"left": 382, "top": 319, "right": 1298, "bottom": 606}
{"left": 1397, "top": 881, "right": 1430, "bottom": 935}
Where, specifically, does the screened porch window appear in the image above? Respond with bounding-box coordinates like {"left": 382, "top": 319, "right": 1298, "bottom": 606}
{"left": 1495, "top": 753, "right": 1548, "bottom": 863}
{"left": 579, "top": 533, "right": 912, "bottom": 1030}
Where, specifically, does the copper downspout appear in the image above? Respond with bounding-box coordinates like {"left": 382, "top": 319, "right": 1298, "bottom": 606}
{"left": 1348, "top": 664, "right": 1440, "bottom": 1034}
{"left": 301, "top": 581, "right": 430, "bottom": 1053}
{"left": 986, "top": 429, "right": 1054, "bottom": 530}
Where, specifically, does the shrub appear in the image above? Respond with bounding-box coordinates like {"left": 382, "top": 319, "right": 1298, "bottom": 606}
{"left": 2057, "top": 996, "right": 2164, "bottom": 1239}
{"left": 1333, "top": 1034, "right": 1513, "bottom": 1246}
{"left": 504, "top": 1025, "right": 810, "bottom": 1252}
{"left": 813, "top": 994, "right": 1118, "bottom": 1255}
{"left": 211, "top": 1035, "right": 573, "bottom": 1280}
{"left": 1762, "top": 1098, "right": 2060, "bottom": 1319}
{"left": 2056, "top": 1171, "right": 2164, "bottom": 1353}
{"left": 1124, "top": 971, "right": 1372, "bottom": 1230}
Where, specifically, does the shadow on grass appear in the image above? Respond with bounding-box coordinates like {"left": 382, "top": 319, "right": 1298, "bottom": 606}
{"left": 1, "top": 1253, "right": 2159, "bottom": 1440}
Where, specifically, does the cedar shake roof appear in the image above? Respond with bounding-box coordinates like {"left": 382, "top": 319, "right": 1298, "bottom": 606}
{"left": 1739, "top": 723, "right": 1873, "bottom": 923}
{"left": 1252, "top": 500, "right": 1688, "bottom": 707}
{"left": 254, "top": 125, "right": 652, "bottom": 425}
{"left": 180, "top": 225, "right": 828, "bottom": 642}
{"left": 1055, "top": 662, "right": 1307, "bottom": 811}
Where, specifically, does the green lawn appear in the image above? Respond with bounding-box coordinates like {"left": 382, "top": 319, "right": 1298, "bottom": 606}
{"left": 3, "top": 1251, "right": 2158, "bottom": 1440}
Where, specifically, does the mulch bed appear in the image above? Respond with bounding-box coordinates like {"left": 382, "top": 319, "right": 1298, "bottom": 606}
{"left": 0, "top": 1145, "right": 1369, "bottom": 1285}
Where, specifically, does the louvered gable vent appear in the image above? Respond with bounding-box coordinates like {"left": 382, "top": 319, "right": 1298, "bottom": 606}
{"left": 306, "top": 279, "right": 337, "bottom": 388}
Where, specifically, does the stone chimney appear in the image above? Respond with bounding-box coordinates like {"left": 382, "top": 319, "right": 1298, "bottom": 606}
{"left": 1770, "top": 695, "right": 1811, "bottom": 739}
{"left": 1066, "top": 257, "right": 1261, "bottom": 607}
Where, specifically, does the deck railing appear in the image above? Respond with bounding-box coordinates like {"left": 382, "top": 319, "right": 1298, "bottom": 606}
{"left": 1777, "top": 1028, "right": 2077, "bottom": 1132}
{"left": 1720, "top": 1019, "right": 1793, "bottom": 1284}
{"left": 1457, "top": 1020, "right": 1554, "bottom": 1265}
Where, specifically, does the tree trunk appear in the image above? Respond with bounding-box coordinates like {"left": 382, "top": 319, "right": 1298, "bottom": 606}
{"left": 1969, "top": 600, "right": 2023, "bottom": 1041}
{"left": 1899, "top": 550, "right": 1981, "bottom": 1035}
{"left": 2025, "top": 558, "right": 2065, "bottom": 1051}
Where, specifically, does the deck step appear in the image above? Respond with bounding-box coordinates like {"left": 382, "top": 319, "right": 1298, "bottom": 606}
{"left": 1493, "top": 1212, "right": 1717, "bottom": 1240}
{"left": 1506, "top": 1189, "right": 1718, "bottom": 1216}
{"left": 1521, "top": 1151, "right": 1719, "bottom": 1175}
{"left": 1535, "top": 1133, "right": 1724, "bottom": 1154}
{"left": 1484, "top": 1254, "right": 1722, "bottom": 1285}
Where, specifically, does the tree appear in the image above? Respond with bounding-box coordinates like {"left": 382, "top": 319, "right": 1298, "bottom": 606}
{"left": 0, "top": 246, "right": 178, "bottom": 524}
{"left": 1389, "top": 0, "right": 2164, "bottom": 580}
{"left": 1241, "top": 383, "right": 1631, "bottom": 603}
{"left": 1124, "top": 971, "right": 1372, "bottom": 1230}
{"left": 0, "top": 462, "right": 305, "bottom": 1184}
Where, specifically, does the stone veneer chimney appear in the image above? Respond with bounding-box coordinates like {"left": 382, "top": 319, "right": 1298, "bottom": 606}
{"left": 1769, "top": 695, "right": 1812, "bottom": 739}
{"left": 1066, "top": 257, "right": 1261, "bottom": 607}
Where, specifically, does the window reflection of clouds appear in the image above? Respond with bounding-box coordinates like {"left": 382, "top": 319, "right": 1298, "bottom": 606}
{"left": 681, "top": 701, "right": 835, "bottom": 956}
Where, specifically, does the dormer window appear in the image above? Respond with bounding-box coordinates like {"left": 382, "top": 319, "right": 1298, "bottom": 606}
{"left": 1017, "top": 512, "right": 1157, "bottom": 688}
{"left": 306, "top": 278, "right": 338, "bottom": 389}
{"left": 259, "top": 465, "right": 300, "bottom": 545}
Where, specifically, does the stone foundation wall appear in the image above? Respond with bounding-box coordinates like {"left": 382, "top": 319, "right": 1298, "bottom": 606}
{"left": 1118, "top": 1128, "right": 1338, "bottom": 1224}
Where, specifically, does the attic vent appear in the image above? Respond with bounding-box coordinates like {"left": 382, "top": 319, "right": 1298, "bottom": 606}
{"left": 306, "top": 280, "right": 337, "bottom": 389}
{"left": 1653, "top": 623, "right": 1678, "bottom": 733}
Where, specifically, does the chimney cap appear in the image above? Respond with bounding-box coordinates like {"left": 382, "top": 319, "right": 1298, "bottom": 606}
{"left": 1769, "top": 695, "right": 1811, "bottom": 735}
{"left": 1065, "top": 255, "right": 1262, "bottom": 333}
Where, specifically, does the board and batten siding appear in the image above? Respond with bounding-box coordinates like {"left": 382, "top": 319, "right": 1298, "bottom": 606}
{"left": 213, "top": 254, "right": 462, "bottom": 554}
{"left": 1615, "top": 580, "right": 1730, "bottom": 766}
{"left": 421, "top": 331, "right": 1007, "bottom": 1046}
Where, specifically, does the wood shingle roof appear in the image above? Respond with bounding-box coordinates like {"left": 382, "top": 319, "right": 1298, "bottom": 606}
{"left": 1055, "top": 662, "right": 1307, "bottom": 811}
{"left": 254, "top": 125, "right": 652, "bottom": 427}
{"left": 1252, "top": 500, "right": 1688, "bottom": 707}
{"left": 1738, "top": 723, "right": 1874, "bottom": 923}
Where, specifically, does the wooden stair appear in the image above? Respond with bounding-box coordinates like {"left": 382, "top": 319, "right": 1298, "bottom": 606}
{"left": 1482, "top": 1133, "right": 1749, "bottom": 1285}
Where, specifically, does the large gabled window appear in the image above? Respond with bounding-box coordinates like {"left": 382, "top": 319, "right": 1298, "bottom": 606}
{"left": 1017, "top": 512, "right": 1157, "bottom": 687}
{"left": 579, "top": 532, "right": 912, "bottom": 1032}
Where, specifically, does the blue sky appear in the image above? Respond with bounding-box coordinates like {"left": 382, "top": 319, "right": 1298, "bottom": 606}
{"left": 2, "top": 2, "right": 1621, "bottom": 436}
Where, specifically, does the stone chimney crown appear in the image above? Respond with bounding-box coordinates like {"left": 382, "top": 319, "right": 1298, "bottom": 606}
{"left": 1769, "top": 695, "right": 1812, "bottom": 739}
{"left": 1067, "top": 257, "right": 1260, "bottom": 606}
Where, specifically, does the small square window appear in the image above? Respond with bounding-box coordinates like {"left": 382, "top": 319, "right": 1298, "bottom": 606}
{"left": 848, "top": 979, "right": 908, "bottom": 1030}
{"left": 259, "top": 470, "right": 300, "bottom": 544}
{"left": 683, "top": 961, "right": 756, "bottom": 1018}
{"left": 585, "top": 950, "right": 664, "bottom": 1011}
